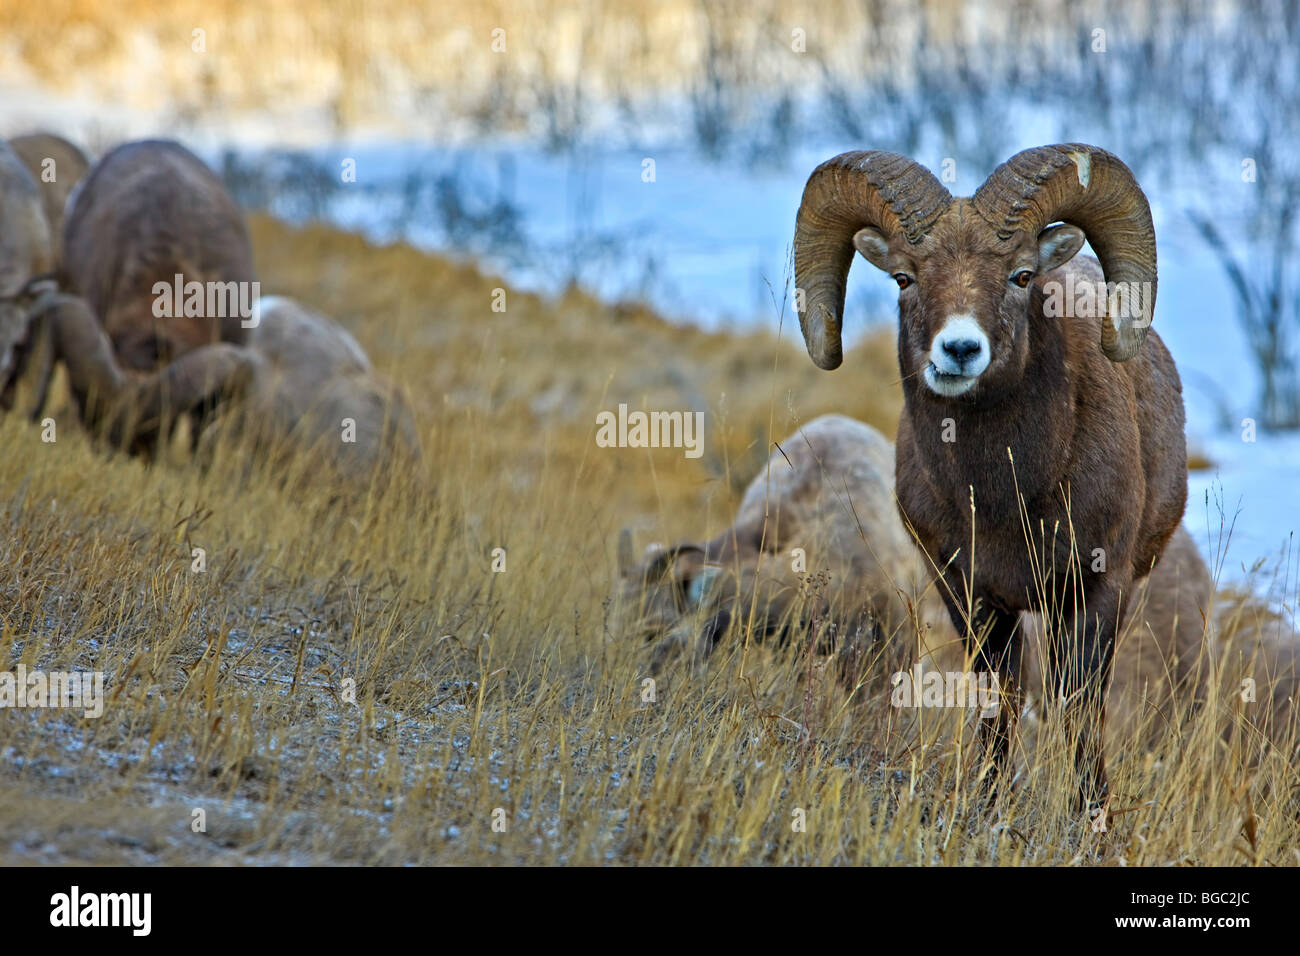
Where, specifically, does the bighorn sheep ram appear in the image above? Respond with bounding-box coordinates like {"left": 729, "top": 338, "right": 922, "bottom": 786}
{"left": 8, "top": 132, "right": 92, "bottom": 254}
{"left": 792, "top": 145, "right": 1187, "bottom": 808}
{"left": 0, "top": 139, "right": 57, "bottom": 417}
{"left": 31, "top": 139, "right": 259, "bottom": 455}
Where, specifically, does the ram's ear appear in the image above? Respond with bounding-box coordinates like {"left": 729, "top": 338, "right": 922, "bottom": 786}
{"left": 1037, "top": 223, "right": 1086, "bottom": 273}
{"left": 617, "top": 528, "right": 636, "bottom": 577}
{"left": 637, "top": 544, "right": 706, "bottom": 600}
{"left": 852, "top": 227, "right": 891, "bottom": 272}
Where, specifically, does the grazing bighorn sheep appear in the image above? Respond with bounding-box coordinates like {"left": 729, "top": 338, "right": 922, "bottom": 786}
{"left": 8, "top": 133, "right": 92, "bottom": 254}
{"left": 31, "top": 139, "right": 260, "bottom": 455}
{"left": 22, "top": 139, "right": 412, "bottom": 472}
{"left": 199, "top": 296, "right": 418, "bottom": 477}
{"left": 0, "top": 139, "right": 57, "bottom": 417}
{"left": 616, "top": 414, "right": 954, "bottom": 676}
{"left": 792, "top": 145, "right": 1187, "bottom": 808}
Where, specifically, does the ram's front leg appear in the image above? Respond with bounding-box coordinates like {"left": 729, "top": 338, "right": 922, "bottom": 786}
{"left": 1044, "top": 581, "right": 1121, "bottom": 815}
{"left": 945, "top": 592, "right": 1023, "bottom": 797}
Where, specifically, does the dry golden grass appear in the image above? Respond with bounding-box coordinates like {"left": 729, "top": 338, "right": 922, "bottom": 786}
{"left": 0, "top": 215, "right": 1295, "bottom": 865}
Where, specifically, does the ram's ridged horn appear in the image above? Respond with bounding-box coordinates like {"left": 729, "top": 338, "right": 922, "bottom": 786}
{"left": 972, "top": 144, "right": 1156, "bottom": 362}
{"left": 793, "top": 151, "right": 952, "bottom": 370}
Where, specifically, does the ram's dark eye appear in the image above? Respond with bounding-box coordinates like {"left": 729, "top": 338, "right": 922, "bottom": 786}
{"left": 893, "top": 273, "right": 913, "bottom": 290}
{"left": 1011, "top": 270, "right": 1034, "bottom": 288}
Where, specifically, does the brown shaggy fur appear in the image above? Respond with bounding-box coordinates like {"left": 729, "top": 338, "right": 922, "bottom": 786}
{"left": 61, "top": 139, "right": 255, "bottom": 371}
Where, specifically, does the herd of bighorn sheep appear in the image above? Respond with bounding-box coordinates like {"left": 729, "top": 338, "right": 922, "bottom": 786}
{"left": 2, "top": 128, "right": 1294, "bottom": 808}
{"left": 0, "top": 133, "right": 413, "bottom": 475}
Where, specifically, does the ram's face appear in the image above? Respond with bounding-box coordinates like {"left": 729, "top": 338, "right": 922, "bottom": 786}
{"left": 853, "top": 204, "right": 1085, "bottom": 402}
{"left": 614, "top": 543, "right": 714, "bottom": 643}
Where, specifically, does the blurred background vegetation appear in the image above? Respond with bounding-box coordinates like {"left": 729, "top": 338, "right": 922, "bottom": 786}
{"left": 4, "top": 0, "right": 1294, "bottom": 427}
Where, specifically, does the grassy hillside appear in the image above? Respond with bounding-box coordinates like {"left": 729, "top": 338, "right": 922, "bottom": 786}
{"left": 0, "top": 215, "right": 1294, "bottom": 865}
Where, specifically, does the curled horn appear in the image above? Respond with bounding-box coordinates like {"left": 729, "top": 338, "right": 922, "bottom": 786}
{"left": 793, "top": 151, "right": 952, "bottom": 370}
{"left": 972, "top": 144, "right": 1157, "bottom": 362}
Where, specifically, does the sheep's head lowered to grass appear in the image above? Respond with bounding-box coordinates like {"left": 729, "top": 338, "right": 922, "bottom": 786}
{"left": 793, "top": 145, "right": 1188, "bottom": 810}
{"left": 614, "top": 415, "right": 953, "bottom": 679}
{"left": 29, "top": 139, "right": 261, "bottom": 455}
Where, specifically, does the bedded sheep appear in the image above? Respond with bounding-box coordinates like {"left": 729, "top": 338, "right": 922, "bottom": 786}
{"left": 615, "top": 415, "right": 950, "bottom": 678}
{"left": 198, "top": 296, "right": 418, "bottom": 477}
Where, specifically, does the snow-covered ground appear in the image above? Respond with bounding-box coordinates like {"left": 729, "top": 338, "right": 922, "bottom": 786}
{"left": 1185, "top": 432, "right": 1300, "bottom": 598}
